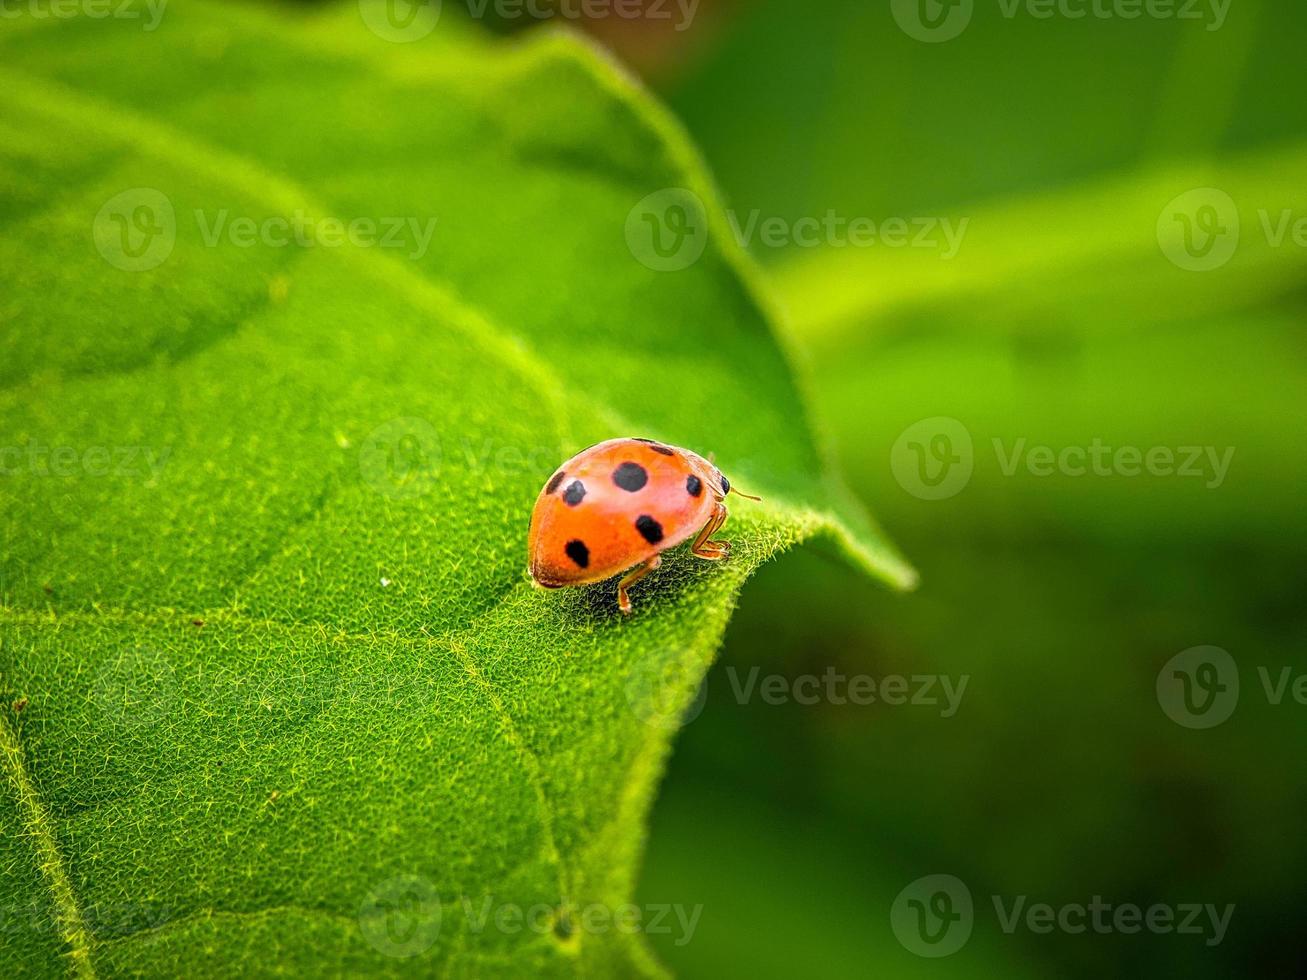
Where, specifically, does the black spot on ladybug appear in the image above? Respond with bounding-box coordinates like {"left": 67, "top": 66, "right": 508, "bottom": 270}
{"left": 635, "top": 515, "right": 664, "bottom": 544}
{"left": 686, "top": 475, "right": 702, "bottom": 497}
{"left": 612, "top": 462, "right": 648, "bottom": 492}
{"left": 563, "top": 480, "right": 587, "bottom": 506}
{"left": 565, "top": 539, "right": 590, "bottom": 568}
{"left": 545, "top": 471, "right": 566, "bottom": 494}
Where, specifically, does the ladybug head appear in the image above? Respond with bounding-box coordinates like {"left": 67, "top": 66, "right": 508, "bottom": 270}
{"left": 715, "top": 467, "right": 760, "bottom": 501}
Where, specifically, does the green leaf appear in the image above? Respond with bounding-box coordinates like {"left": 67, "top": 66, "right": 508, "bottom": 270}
{"left": 0, "top": 3, "right": 909, "bottom": 976}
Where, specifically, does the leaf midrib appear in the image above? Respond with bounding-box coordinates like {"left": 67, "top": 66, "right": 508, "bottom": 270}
{"left": 0, "top": 713, "right": 97, "bottom": 978}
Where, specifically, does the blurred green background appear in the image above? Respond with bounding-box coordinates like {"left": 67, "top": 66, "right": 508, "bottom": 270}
{"left": 459, "top": 0, "right": 1307, "bottom": 975}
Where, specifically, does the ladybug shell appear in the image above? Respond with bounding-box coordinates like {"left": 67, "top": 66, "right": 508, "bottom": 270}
{"left": 528, "top": 438, "right": 720, "bottom": 588}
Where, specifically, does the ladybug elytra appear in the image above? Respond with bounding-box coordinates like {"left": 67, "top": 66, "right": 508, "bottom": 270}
{"left": 528, "top": 438, "right": 759, "bottom": 614}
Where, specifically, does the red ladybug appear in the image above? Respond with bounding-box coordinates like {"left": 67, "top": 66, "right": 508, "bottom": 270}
{"left": 528, "top": 438, "right": 759, "bottom": 614}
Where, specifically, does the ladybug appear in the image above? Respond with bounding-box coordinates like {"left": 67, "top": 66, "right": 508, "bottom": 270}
{"left": 528, "top": 438, "right": 759, "bottom": 614}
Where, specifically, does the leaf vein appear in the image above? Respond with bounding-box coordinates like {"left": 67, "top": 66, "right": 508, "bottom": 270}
{"left": 0, "top": 714, "right": 97, "bottom": 978}
{"left": 444, "top": 636, "right": 571, "bottom": 904}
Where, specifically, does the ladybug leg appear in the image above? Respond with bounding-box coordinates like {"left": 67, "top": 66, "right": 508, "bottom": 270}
{"left": 691, "top": 502, "right": 730, "bottom": 561}
{"left": 617, "top": 554, "right": 661, "bottom": 615}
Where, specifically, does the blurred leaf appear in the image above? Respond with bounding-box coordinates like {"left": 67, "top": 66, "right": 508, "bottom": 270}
{"left": 775, "top": 142, "right": 1307, "bottom": 346}
{"left": 0, "top": 2, "right": 910, "bottom": 976}
{"left": 663, "top": 0, "right": 1305, "bottom": 235}
{"left": 810, "top": 309, "right": 1307, "bottom": 545}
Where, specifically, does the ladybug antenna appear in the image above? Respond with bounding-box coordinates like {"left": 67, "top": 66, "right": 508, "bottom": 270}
{"left": 717, "top": 471, "right": 760, "bottom": 501}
